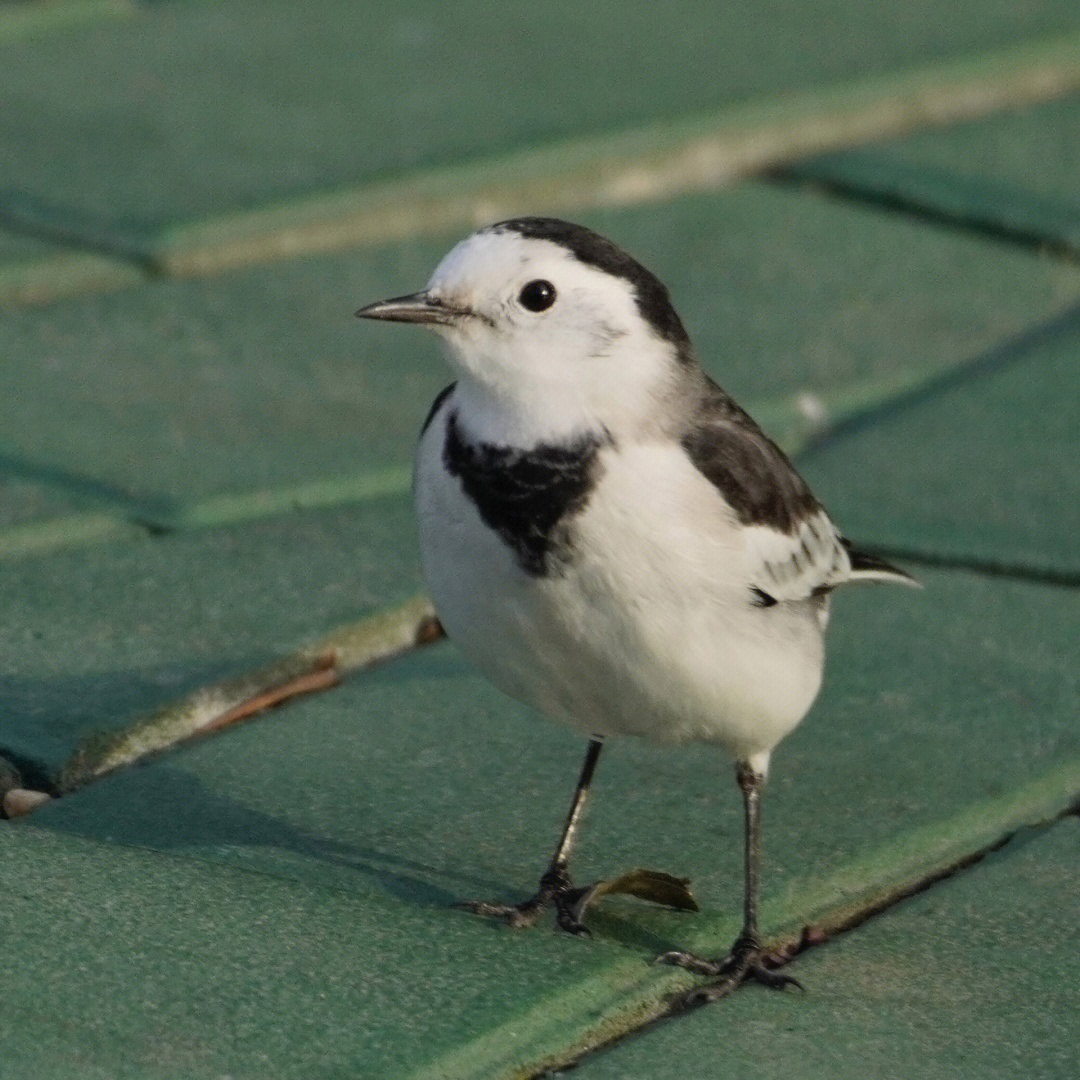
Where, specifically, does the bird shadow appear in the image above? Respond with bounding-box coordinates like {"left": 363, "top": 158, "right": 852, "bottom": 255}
{"left": 34, "top": 762, "right": 703, "bottom": 952}
{"left": 33, "top": 764, "right": 477, "bottom": 912}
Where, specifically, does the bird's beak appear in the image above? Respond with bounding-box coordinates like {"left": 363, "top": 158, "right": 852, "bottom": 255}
{"left": 355, "top": 291, "right": 465, "bottom": 326}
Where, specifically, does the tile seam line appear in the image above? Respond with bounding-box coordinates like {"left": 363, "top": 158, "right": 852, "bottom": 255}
{"left": 39, "top": 594, "right": 440, "bottom": 797}
{"left": 839, "top": 544, "right": 1080, "bottom": 590}
{"left": 0, "top": 465, "right": 415, "bottom": 561}
{"left": 0, "top": 206, "right": 162, "bottom": 277}
{"left": 12, "top": 546, "right": 1070, "bottom": 803}
{"left": 159, "top": 37, "right": 1080, "bottom": 275}
{"left": 402, "top": 763, "right": 1080, "bottom": 1080}
{"left": 516, "top": 811, "right": 1080, "bottom": 1080}
{"left": 763, "top": 166, "right": 1080, "bottom": 266}
{"left": 7, "top": 504, "right": 1075, "bottom": 590}
{"left": 2, "top": 30, "right": 1078, "bottom": 287}
{"left": 3, "top": 281, "right": 1077, "bottom": 561}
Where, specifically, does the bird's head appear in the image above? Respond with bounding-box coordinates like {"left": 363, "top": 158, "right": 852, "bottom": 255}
{"left": 357, "top": 218, "right": 697, "bottom": 443}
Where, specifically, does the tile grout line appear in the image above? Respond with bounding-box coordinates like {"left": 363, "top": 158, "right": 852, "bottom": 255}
{"left": 2, "top": 31, "right": 1079, "bottom": 299}
{"left": 836, "top": 544, "right": 1080, "bottom": 590}
{"left": 5, "top": 291, "right": 1080, "bottom": 573}
{"left": 0, "top": 593, "right": 440, "bottom": 817}
{"left": 535, "top": 805, "right": 1080, "bottom": 1080}
{"left": 0, "top": 299, "right": 1065, "bottom": 560}
{"left": 763, "top": 164, "right": 1080, "bottom": 265}
{"left": 153, "top": 33, "right": 1080, "bottom": 275}
{"left": 403, "top": 760, "right": 1080, "bottom": 1080}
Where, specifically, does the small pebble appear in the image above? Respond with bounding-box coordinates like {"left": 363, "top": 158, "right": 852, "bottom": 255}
{"left": 3, "top": 789, "right": 53, "bottom": 819}
{"left": 795, "top": 391, "right": 828, "bottom": 425}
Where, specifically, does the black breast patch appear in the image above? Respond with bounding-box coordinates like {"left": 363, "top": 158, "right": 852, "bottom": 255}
{"left": 442, "top": 411, "right": 606, "bottom": 576}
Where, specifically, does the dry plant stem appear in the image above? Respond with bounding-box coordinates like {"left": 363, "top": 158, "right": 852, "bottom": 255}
{"left": 54, "top": 595, "right": 439, "bottom": 795}
{"left": 198, "top": 657, "right": 340, "bottom": 735}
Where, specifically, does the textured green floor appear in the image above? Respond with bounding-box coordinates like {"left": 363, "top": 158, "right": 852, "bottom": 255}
{"left": 573, "top": 818, "right": 1080, "bottom": 1080}
{"left": 3, "top": 4, "right": 1080, "bottom": 1079}
{"left": 785, "top": 94, "right": 1080, "bottom": 254}
{"left": 3, "top": 186, "right": 1077, "bottom": 536}
{"left": 7, "top": 568, "right": 1078, "bottom": 1080}
{"left": 0, "top": 497, "right": 420, "bottom": 777}
{"left": 4, "top": 0, "right": 1079, "bottom": 250}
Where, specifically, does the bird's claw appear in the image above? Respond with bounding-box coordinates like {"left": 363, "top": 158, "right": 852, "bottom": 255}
{"left": 459, "top": 864, "right": 591, "bottom": 936}
{"left": 656, "top": 935, "right": 802, "bottom": 1007}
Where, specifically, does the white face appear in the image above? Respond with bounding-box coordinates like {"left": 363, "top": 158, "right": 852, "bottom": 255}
{"left": 423, "top": 229, "right": 682, "bottom": 443}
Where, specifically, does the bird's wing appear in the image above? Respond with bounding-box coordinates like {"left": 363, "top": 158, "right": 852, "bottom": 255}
{"left": 680, "top": 380, "right": 849, "bottom": 604}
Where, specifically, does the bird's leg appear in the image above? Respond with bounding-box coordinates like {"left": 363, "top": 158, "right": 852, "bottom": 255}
{"left": 657, "top": 759, "right": 802, "bottom": 1004}
{"left": 461, "top": 738, "right": 602, "bottom": 936}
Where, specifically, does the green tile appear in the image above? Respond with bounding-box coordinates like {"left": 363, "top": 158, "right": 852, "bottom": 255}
{"left": 573, "top": 818, "right": 1080, "bottom": 1080}
{"left": 797, "top": 297, "right": 1080, "bottom": 577}
{"left": 19, "top": 567, "right": 1080, "bottom": 1078}
{"left": 0, "top": 496, "right": 421, "bottom": 774}
{"left": 0, "top": 227, "right": 143, "bottom": 306}
{"left": 783, "top": 94, "right": 1080, "bottom": 255}
{"left": 0, "top": 239, "right": 451, "bottom": 513}
{"left": 0, "top": 0, "right": 133, "bottom": 43}
{"left": 3, "top": 186, "right": 1077, "bottom": 522}
{"left": 0, "top": 473, "right": 88, "bottom": 530}
{"left": 2, "top": 1, "right": 1079, "bottom": 257}
{"left": 0, "top": 824, "right": 535, "bottom": 1080}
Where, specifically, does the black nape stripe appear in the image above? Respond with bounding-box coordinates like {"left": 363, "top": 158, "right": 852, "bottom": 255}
{"left": 489, "top": 217, "right": 693, "bottom": 360}
{"left": 443, "top": 411, "right": 606, "bottom": 576}
{"left": 421, "top": 382, "right": 456, "bottom": 436}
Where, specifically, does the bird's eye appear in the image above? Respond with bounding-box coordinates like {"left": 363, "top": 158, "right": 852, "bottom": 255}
{"left": 517, "top": 279, "right": 557, "bottom": 312}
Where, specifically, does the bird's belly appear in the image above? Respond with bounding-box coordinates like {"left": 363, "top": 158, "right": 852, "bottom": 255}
{"left": 417, "top": 446, "right": 826, "bottom": 759}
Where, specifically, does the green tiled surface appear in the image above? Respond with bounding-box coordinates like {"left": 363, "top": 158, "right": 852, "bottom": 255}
{"left": 3, "top": 1, "right": 1079, "bottom": 254}
{"left": 785, "top": 94, "right": 1080, "bottom": 253}
{"left": 0, "top": 497, "right": 420, "bottom": 775}
{"left": 4, "top": 3, "right": 1080, "bottom": 1077}
{"left": 798, "top": 297, "right": 1080, "bottom": 577}
{"left": 8, "top": 567, "right": 1075, "bottom": 1078}
{"left": 3, "top": 187, "right": 1078, "bottom": 529}
{"left": 573, "top": 817, "right": 1080, "bottom": 1080}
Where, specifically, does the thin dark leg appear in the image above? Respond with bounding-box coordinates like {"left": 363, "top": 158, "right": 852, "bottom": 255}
{"left": 461, "top": 738, "right": 603, "bottom": 935}
{"left": 656, "top": 760, "right": 802, "bottom": 1003}
{"left": 736, "top": 759, "right": 763, "bottom": 951}
{"left": 548, "top": 736, "right": 603, "bottom": 871}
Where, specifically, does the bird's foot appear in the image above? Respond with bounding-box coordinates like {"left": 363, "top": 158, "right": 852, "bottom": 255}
{"left": 460, "top": 863, "right": 591, "bottom": 936}
{"left": 656, "top": 933, "right": 802, "bottom": 1008}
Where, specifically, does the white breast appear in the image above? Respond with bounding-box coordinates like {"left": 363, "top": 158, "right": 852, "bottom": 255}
{"left": 414, "top": 408, "right": 828, "bottom": 763}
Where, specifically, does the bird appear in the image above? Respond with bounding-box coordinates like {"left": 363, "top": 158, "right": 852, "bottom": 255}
{"left": 356, "top": 216, "right": 916, "bottom": 1004}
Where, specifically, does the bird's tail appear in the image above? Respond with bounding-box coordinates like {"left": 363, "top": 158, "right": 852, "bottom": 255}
{"left": 842, "top": 539, "right": 921, "bottom": 587}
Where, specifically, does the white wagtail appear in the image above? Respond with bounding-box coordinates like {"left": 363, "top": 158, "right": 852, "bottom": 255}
{"left": 357, "top": 217, "right": 915, "bottom": 1002}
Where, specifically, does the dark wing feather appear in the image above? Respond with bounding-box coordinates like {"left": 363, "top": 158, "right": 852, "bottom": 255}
{"left": 680, "top": 382, "right": 820, "bottom": 532}
{"left": 681, "top": 379, "right": 848, "bottom": 601}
